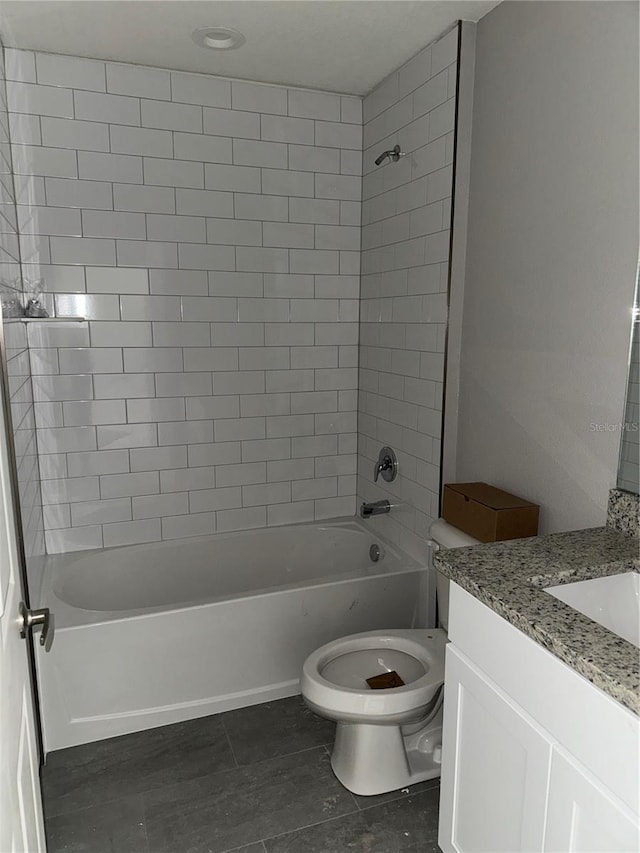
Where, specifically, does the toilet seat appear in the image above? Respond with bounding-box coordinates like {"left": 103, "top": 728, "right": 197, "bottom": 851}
{"left": 301, "top": 628, "right": 447, "bottom": 724}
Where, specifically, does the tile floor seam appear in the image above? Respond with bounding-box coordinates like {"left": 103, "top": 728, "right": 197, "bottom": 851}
{"left": 220, "top": 718, "right": 241, "bottom": 769}
{"left": 257, "top": 794, "right": 369, "bottom": 846}
{"left": 140, "top": 742, "right": 357, "bottom": 850}
{"left": 42, "top": 722, "right": 240, "bottom": 814}
{"left": 258, "top": 787, "right": 441, "bottom": 851}
{"left": 339, "top": 766, "right": 361, "bottom": 815}
{"left": 259, "top": 741, "right": 339, "bottom": 764}
{"left": 139, "top": 743, "right": 352, "bottom": 814}
{"left": 225, "top": 842, "right": 267, "bottom": 853}
{"left": 223, "top": 740, "right": 335, "bottom": 770}
{"left": 42, "top": 791, "right": 135, "bottom": 821}
{"left": 148, "top": 749, "right": 361, "bottom": 851}
{"left": 355, "top": 781, "right": 441, "bottom": 812}
{"left": 137, "top": 744, "right": 329, "bottom": 810}
{"left": 46, "top": 754, "right": 241, "bottom": 817}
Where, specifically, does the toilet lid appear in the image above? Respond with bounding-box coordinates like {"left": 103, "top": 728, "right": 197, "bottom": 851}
{"left": 321, "top": 648, "right": 426, "bottom": 690}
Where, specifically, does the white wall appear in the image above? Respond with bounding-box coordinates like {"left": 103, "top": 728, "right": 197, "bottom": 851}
{"left": 455, "top": 0, "right": 639, "bottom": 533}
{"left": 6, "top": 49, "right": 363, "bottom": 552}
{"left": 357, "top": 26, "right": 459, "bottom": 559}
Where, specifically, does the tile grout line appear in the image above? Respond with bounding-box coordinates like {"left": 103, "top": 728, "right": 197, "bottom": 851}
{"left": 257, "top": 784, "right": 439, "bottom": 847}
{"left": 225, "top": 842, "right": 268, "bottom": 853}
{"left": 135, "top": 740, "right": 358, "bottom": 851}
{"left": 356, "top": 779, "right": 441, "bottom": 813}
{"left": 221, "top": 739, "right": 338, "bottom": 770}
{"left": 219, "top": 717, "right": 241, "bottom": 770}
{"left": 257, "top": 799, "right": 364, "bottom": 846}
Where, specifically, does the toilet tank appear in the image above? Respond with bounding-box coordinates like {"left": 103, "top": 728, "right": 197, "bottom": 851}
{"left": 429, "top": 519, "right": 480, "bottom": 631}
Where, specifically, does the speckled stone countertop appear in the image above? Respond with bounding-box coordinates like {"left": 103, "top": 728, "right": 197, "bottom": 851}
{"left": 434, "top": 527, "right": 639, "bottom": 714}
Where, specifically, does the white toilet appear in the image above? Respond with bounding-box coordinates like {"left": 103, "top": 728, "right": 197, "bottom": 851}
{"left": 300, "top": 519, "right": 479, "bottom": 796}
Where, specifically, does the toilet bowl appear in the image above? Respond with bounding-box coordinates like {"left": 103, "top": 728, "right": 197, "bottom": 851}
{"left": 300, "top": 519, "right": 479, "bottom": 796}
{"left": 301, "top": 628, "right": 447, "bottom": 795}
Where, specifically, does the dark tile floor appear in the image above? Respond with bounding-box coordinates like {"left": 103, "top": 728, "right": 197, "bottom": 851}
{"left": 43, "top": 696, "right": 441, "bottom": 853}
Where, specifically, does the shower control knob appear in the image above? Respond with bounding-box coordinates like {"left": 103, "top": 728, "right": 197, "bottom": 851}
{"left": 373, "top": 446, "right": 398, "bottom": 483}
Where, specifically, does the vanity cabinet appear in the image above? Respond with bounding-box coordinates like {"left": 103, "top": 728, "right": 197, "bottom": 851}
{"left": 438, "top": 583, "right": 640, "bottom": 853}
{"left": 544, "top": 748, "right": 639, "bottom": 852}
{"left": 439, "top": 647, "right": 551, "bottom": 852}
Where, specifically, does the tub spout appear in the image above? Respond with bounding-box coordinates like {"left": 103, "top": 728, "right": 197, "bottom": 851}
{"left": 360, "top": 500, "right": 391, "bottom": 519}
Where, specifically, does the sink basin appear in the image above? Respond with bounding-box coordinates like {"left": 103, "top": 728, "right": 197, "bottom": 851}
{"left": 545, "top": 572, "right": 640, "bottom": 648}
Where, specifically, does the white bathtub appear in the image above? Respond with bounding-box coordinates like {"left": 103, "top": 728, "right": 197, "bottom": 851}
{"left": 37, "top": 519, "right": 427, "bottom": 752}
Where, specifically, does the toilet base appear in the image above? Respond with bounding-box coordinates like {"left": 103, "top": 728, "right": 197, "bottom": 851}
{"left": 330, "top": 715, "right": 443, "bottom": 796}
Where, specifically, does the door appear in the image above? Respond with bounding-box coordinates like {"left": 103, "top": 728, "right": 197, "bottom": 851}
{"left": 0, "top": 379, "right": 46, "bottom": 851}
{"left": 438, "top": 645, "right": 552, "bottom": 853}
{"left": 544, "top": 747, "right": 640, "bottom": 852}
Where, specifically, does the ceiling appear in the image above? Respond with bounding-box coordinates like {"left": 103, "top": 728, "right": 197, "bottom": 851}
{"left": 0, "top": 0, "right": 500, "bottom": 95}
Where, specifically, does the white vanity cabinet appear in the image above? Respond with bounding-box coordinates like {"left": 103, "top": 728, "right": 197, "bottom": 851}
{"left": 544, "top": 748, "right": 639, "bottom": 852}
{"left": 438, "top": 582, "right": 640, "bottom": 853}
{"left": 439, "top": 646, "right": 552, "bottom": 852}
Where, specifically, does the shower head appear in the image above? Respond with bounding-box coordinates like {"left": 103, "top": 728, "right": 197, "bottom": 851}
{"left": 374, "top": 144, "right": 404, "bottom": 166}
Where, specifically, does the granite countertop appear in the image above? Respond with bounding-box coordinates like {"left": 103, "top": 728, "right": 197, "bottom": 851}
{"left": 434, "top": 526, "right": 639, "bottom": 714}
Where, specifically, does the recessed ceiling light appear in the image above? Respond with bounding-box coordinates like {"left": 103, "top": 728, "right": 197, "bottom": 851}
{"left": 192, "top": 27, "right": 246, "bottom": 51}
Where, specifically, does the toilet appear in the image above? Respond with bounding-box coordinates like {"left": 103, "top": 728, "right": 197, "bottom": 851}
{"left": 300, "top": 519, "right": 479, "bottom": 796}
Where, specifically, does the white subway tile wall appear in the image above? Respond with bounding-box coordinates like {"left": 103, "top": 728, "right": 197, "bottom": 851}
{"left": 7, "top": 49, "right": 363, "bottom": 551}
{"left": 0, "top": 47, "right": 46, "bottom": 594}
{"left": 357, "top": 26, "right": 458, "bottom": 560}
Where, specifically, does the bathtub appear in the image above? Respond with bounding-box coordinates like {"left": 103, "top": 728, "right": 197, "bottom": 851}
{"left": 37, "top": 518, "right": 427, "bottom": 752}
